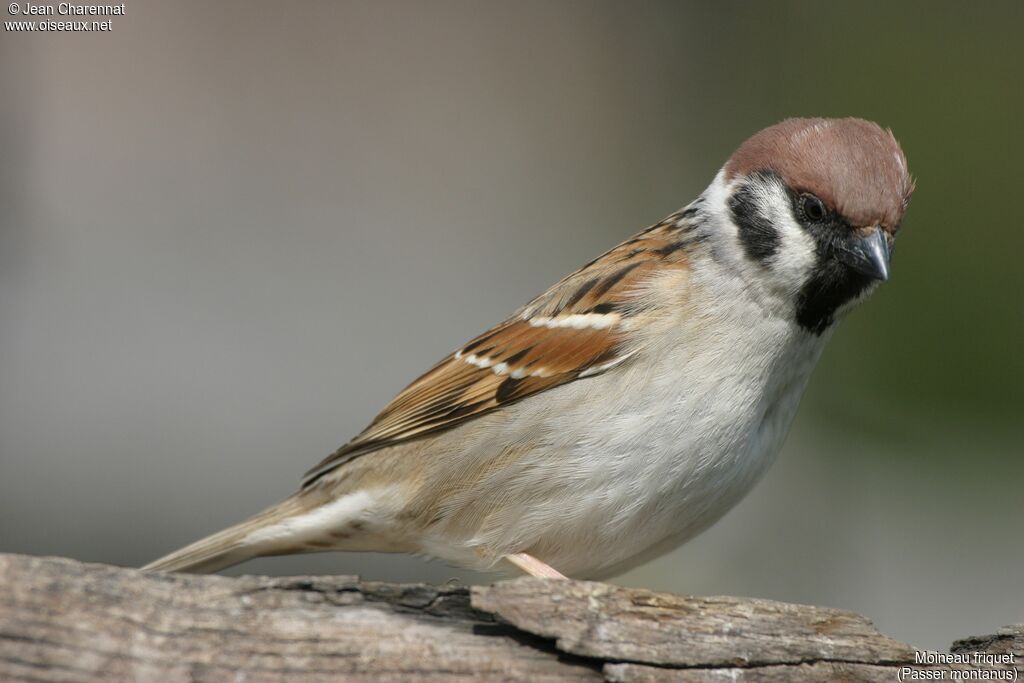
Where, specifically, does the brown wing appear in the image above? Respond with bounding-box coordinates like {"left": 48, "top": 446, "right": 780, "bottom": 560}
{"left": 301, "top": 213, "right": 698, "bottom": 487}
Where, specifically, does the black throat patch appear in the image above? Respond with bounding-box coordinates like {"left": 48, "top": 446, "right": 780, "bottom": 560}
{"left": 793, "top": 215, "right": 877, "bottom": 335}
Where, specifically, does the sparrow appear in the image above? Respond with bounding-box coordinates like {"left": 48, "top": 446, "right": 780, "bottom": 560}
{"left": 145, "top": 117, "right": 913, "bottom": 580}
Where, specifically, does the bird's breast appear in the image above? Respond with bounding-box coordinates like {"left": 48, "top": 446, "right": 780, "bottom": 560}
{"left": 512, "top": 303, "right": 827, "bottom": 576}
{"left": 411, "top": 289, "right": 828, "bottom": 578}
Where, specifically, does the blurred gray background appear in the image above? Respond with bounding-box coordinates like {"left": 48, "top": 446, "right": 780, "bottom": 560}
{"left": 2, "top": 1, "right": 1021, "bottom": 653}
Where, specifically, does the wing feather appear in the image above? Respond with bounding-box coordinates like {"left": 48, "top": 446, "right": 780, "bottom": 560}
{"left": 301, "top": 213, "right": 698, "bottom": 487}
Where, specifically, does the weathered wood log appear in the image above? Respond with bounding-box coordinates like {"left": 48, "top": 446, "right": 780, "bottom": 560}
{"left": 0, "top": 554, "right": 1019, "bottom": 682}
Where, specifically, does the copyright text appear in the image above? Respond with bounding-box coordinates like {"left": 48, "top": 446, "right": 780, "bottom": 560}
{"left": 5, "top": 3, "right": 124, "bottom": 31}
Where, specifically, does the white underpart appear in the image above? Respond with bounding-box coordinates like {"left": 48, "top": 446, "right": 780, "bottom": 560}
{"left": 242, "top": 489, "right": 385, "bottom": 547}
{"left": 417, "top": 270, "right": 828, "bottom": 578}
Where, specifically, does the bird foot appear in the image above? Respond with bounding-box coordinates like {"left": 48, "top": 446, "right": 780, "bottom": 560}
{"left": 503, "top": 552, "right": 568, "bottom": 579}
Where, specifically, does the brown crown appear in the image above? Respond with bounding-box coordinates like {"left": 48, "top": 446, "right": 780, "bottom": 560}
{"left": 724, "top": 118, "right": 914, "bottom": 231}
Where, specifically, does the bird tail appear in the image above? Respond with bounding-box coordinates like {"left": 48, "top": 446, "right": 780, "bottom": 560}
{"left": 142, "top": 495, "right": 312, "bottom": 574}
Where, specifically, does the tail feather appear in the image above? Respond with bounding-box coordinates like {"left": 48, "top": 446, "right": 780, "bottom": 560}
{"left": 143, "top": 496, "right": 310, "bottom": 574}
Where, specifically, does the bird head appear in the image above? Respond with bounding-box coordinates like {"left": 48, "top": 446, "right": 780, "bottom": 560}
{"left": 710, "top": 117, "right": 914, "bottom": 334}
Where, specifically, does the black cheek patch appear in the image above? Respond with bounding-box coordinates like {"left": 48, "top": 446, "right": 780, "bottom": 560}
{"left": 729, "top": 184, "right": 780, "bottom": 263}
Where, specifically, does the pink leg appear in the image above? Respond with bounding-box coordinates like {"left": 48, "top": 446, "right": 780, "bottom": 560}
{"left": 503, "top": 552, "right": 568, "bottom": 579}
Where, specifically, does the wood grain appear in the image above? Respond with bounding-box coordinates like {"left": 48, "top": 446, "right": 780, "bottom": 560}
{"left": 0, "top": 554, "right": 1019, "bottom": 682}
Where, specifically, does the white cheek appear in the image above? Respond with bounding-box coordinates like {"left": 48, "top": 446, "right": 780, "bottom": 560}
{"left": 704, "top": 170, "right": 818, "bottom": 300}
{"left": 764, "top": 202, "right": 818, "bottom": 293}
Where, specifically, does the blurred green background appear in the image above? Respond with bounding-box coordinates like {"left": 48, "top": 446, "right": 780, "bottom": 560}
{"left": 1, "top": 1, "right": 1021, "bottom": 653}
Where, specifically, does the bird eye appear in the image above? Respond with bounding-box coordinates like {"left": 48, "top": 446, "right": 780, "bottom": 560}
{"left": 799, "top": 194, "right": 827, "bottom": 223}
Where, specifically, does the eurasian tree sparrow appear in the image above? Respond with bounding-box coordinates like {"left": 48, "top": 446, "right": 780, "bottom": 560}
{"left": 145, "top": 118, "right": 914, "bottom": 579}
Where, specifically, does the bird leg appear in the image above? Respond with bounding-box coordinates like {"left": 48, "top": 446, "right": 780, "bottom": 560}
{"left": 503, "top": 552, "right": 568, "bottom": 579}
